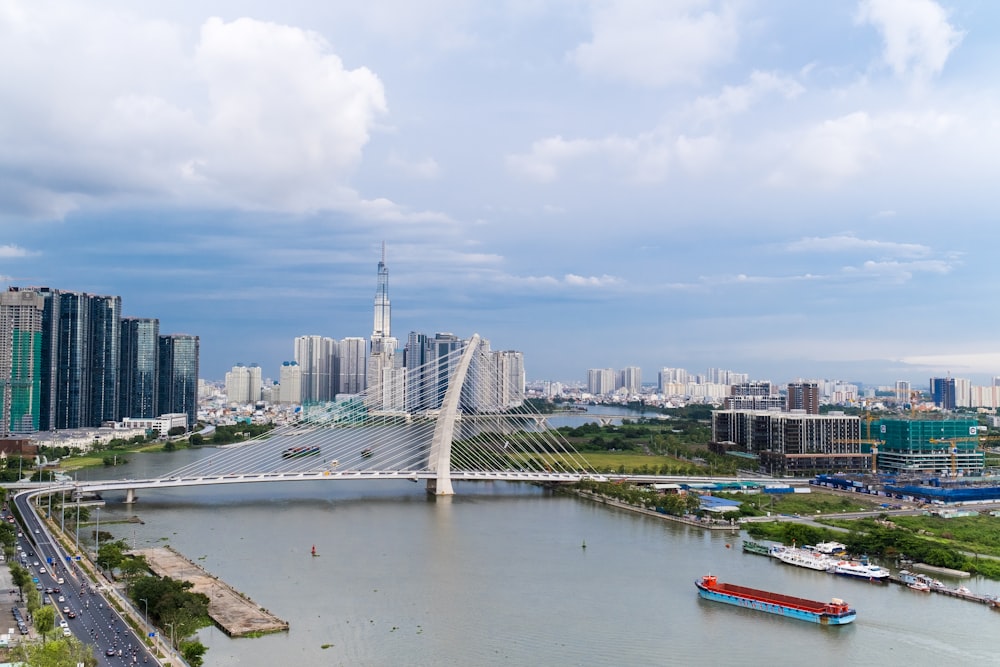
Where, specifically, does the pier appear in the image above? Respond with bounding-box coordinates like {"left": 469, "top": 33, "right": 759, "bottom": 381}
{"left": 134, "top": 546, "right": 289, "bottom": 637}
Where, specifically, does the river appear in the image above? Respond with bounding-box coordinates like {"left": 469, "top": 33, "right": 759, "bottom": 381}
{"left": 76, "top": 447, "right": 999, "bottom": 667}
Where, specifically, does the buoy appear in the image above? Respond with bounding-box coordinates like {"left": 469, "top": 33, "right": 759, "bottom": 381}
{"left": 725, "top": 544, "right": 731, "bottom": 549}
{"left": 311, "top": 545, "right": 318, "bottom": 557}
{"left": 581, "top": 540, "right": 587, "bottom": 549}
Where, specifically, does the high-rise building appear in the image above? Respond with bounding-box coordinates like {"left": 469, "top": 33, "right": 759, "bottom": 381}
{"left": 158, "top": 334, "right": 199, "bottom": 428}
{"left": 367, "top": 243, "right": 397, "bottom": 408}
{"left": 895, "top": 380, "right": 911, "bottom": 404}
{"left": 295, "top": 335, "right": 336, "bottom": 403}
{"left": 278, "top": 361, "right": 302, "bottom": 404}
{"left": 89, "top": 294, "right": 121, "bottom": 425}
{"left": 586, "top": 368, "right": 615, "bottom": 395}
{"left": 930, "top": 377, "right": 956, "bottom": 410}
{"left": 725, "top": 381, "right": 783, "bottom": 410}
{"left": 404, "top": 332, "right": 429, "bottom": 411}
{"left": 225, "top": 364, "right": 261, "bottom": 404}
{"left": 0, "top": 290, "right": 45, "bottom": 434}
{"left": 786, "top": 381, "right": 820, "bottom": 414}
{"left": 338, "top": 337, "right": 366, "bottom": 395}
{"left": 619, "top": 366, "right": 641, "bottom": 395}
{"left": 119, "top": 317, "right": 160, "bottom": 419}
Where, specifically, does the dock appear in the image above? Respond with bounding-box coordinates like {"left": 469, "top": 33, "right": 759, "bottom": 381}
{"left": 134, "top": 546, "right": 289, "bottom": 637}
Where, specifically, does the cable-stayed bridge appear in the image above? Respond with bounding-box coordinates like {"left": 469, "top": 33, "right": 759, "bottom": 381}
{"left": 75, "top": 334, "right": 606, "bottom": 501}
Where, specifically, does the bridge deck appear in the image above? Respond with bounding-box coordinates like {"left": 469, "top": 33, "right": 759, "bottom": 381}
{"left": 134, "top": 546, "right": 289, "bottom": 637}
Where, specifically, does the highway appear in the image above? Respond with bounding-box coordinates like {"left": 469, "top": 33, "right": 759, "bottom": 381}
{"left": 11, "top": 490, "right": 157, "bottom": 666}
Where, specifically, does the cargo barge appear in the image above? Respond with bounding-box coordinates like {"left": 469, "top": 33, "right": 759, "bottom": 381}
{"left": 695, "top": 575, "right": 856, "bottom": 625}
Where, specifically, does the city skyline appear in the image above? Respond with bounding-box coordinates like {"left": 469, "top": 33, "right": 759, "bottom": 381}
{"left": 3, "top": 2, "right": 1000, "bottom": 385}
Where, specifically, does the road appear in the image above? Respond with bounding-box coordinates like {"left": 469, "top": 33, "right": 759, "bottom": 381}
{"left": 11, "top": 490, "right": 158, "bottom": 666}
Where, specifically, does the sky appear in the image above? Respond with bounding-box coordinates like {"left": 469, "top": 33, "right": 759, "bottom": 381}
{"left": 2, "top": 0, "right": 1000, "bottom": 386}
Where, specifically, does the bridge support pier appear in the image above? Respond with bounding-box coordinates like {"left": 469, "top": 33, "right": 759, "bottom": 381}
{"left": 124, "top": 488, "right": 136, "bottom": 504}
{"left": 533, "top": 416, "right": 548, "bottom": 428}
{"left": 598, "top": 417, "right": 614, "bottom": 427}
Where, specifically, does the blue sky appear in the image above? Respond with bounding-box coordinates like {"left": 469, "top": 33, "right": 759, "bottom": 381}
{"left": 2, "top": 1, "right": 999, "bottom": 386}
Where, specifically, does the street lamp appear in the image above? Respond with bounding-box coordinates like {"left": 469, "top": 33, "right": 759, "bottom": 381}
{"left": 165, "top": 621, "right": 175, "bottom": 649}
{"left": 140, "top": 598, "right": 149, "bottom": 635}
{"left": 94, "top": 507, "right": 101, "bottom": 563}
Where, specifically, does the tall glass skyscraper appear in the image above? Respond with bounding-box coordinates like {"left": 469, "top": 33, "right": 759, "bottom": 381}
{"left": 0, "top": 290, "right": 45, "bottom": 434}
{"left": 89, "top": 294, "right": 121, "bottom": 425}
{"left": 158, "top": 334, "right": 200, "bottom": 428}
{"left": 120, "top": 317, "right": 160, "bottom": 418}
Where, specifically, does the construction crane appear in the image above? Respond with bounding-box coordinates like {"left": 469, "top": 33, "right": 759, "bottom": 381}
{"left": 929, "top": 436, "right": 979, "bottom": 477}
{"left": 832, "top": 437, "right": 883, "bottom": 474}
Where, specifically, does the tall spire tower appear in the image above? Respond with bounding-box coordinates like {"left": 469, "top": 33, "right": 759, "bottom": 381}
{"left": 367, "top": 242, "right": 399, "bottom": 408}
{"left": 372, "top": 241, "right": 390, "bottom": 340}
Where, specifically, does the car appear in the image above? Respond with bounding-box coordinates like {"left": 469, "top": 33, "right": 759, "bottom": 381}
{"left": 32, "top": 561, "right": 38, "bottom": 567}
{"left": 52, "top": 587, "right": 60, "bottom": 594}
{"left": 62, "top": 627, "right": 71, "bottom": 636}
{"left": 106, "top": 648, "right": 116, "bottom": 657}
{"left": 34, "top": 529, "right": 39, "bottom": 534}
{"left": 57, "top": 596, "right": 65, "bottom": 603}
{"left": 56, "top": 577, "right": 64, "bottom": 584}
{"left": 67, "top": 610, "right": 76, "bottom": 618}
{"left": 62, "top": 606, "right": 69, "bottom": 614}
{"left": 59, "top": 619, "right": 68, "bottom": 628}
{"left": 44, "top": 587, "right": 53, "bottom": 594}
{"left": 39, "top": 567, "right": 46, "bottom": 574}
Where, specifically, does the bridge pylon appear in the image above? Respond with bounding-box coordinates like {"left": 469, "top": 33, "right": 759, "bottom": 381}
{"left": 427, "top": 333, "right": 481, "bottom": 495}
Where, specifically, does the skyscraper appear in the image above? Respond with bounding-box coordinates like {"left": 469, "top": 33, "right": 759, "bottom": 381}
{"left": 0, "top": 290, "right": 45, "bottom": 434}
{"left": 295, "top": 335, "right": 336, "bottom": 403}
{"left": 930, "top": 377, "right": 956, "bottom": 410}
{"left": 338, "top": 337, "right": 366, "bottom": 394}
{"left": 278, "top": 361, "right": 302, "bottom": 404}
{"left": 119, "top": 317, "right": 160, "bottom": 419}
{"left": 367, "top": 243, "right": 397, "bottom": 408}
{"left": 89, "top": 294, "right": 121, "bottom": 425}
{"left": 158, "top": 334, "right": 199, "bottom": 428}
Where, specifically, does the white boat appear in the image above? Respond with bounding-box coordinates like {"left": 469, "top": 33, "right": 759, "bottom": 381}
{"left": 813, "top": 541, "right": 847, "bottom": 555}
{"left": 777, "top": 548, "right": 835, "bottom": 572}
{"left": 908, "top": 581, "right": 931, "bottom": 592}
{"left": 830, "top": 560, "right": 890, "bottom": 582}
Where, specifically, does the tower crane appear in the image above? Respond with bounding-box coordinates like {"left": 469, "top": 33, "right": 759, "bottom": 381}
{"left": 929, "top": 436, "right": 980, "bottom": 477}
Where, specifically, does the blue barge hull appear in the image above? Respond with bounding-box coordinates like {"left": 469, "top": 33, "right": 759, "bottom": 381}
{"left": 696, "top": 575, "right": 856, "bottom": 625}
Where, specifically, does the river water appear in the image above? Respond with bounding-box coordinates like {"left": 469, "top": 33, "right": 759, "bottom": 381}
{"left": 76, "top": 445, "right": 1000, "bottom": 667}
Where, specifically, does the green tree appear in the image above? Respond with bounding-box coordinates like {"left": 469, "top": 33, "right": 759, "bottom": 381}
{"left": 34, "top": 604, "right": 55, "bottom": 644}
{"left": 97, "top": 539, "right": 130, "bottom": 571}
{"left": 189, "top": 432, "right": 204, "bottom": 446}
{"left": 12, "top": 636, "right": 97, "bottom": 666}
{"left": 181, "top": 639, "right": 208, "bottom": 666}
{"left": 10, "top": 562, "right": 30, "bottom": 598}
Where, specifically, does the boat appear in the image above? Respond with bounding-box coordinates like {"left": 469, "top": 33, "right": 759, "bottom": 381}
{"left": 742, "top": 540, "right": 771, "bottom": 556}
{"left": 282, "top": 446, "right": 321, "bottom": 459}
{"left": 830, "top": 560, "right": 890, "bottom": 582}
{"left": 695, "top": 575, "right": 856, "bottom": 625}
{"left": 361, "top": 448, "right": 374, "bottom": 458}
{"left": 813, "top": 541, "right": 848, "bottom": 556}
{"left": 907, "top": 581, "right": 931, "bottom": 592}
{"left": 777, "top": 548, "right": 836, "bottom": 572}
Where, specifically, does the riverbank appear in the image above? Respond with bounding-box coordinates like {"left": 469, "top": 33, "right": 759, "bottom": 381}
{"left": 574, "top": 490, "right": 738, "bottom": 531}
{"left": 133, "top": 547, "right": 288, "bottom": 637}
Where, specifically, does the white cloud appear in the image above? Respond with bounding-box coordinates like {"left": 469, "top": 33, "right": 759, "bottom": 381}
{"left": 569, "top": 0, "right": 738, "bottom": 86}
{"left": 856, "top": 0, "right": 964, "bottom": 83}
{"left": 0, "top": 7, "right": 391, "bottom": 217}
{"left": 691, "top": 70, "right": 805, "bottom": 120}
{"left": 0, "top": 244, "right": 37, "bottom": 258}
{"left": 564, "top": 273, "right": 622, "bottom": 287}
{"left": 786, "top": 234, "right": 929, "bottom": 258}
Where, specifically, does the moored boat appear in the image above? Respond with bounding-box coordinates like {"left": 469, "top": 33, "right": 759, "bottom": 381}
{"left": 830, "top": 560, "right": 890, "bottom": 582}
{"left": 695, "top": 575, "right": 856, "bottom": 625}
{"left": 777, "top": 548, "right": 835, "bottom": 572}
{"left": 742, "top": 540, "right": 771, "bottom": 556}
